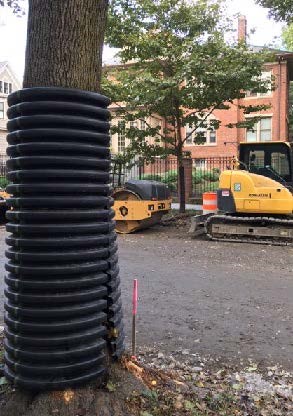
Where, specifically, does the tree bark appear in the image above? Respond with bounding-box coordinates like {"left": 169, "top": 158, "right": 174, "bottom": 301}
{"left": 177, "top": 156, "right": 186, "bottom": 214}
{"left": 176, "top": 119, "right": 186, "bottom": 214}
{"left": 10, "top": 2, "right": 133, "bottom": 414}
{"left": 23, "top": 0, "right": 109, "bottom": 90}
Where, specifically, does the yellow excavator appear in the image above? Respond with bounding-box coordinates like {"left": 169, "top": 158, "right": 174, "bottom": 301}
{"left": 0, "top": 188, "right": 9, "bottom": 218}
{"left": 191, "top": 141, "right": 293, "bottom": 245}
{"left": 113, "top": 179, "right": 172, "bottom": 233}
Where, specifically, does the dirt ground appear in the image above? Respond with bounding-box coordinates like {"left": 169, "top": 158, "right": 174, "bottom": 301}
{"left": 0, "top": 219, "right": 292, "bottom": 370}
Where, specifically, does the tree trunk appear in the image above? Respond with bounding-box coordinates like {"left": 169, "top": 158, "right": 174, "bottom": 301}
{"left": 5, "top": 2, "right": 133, "bottom": 415}
{"left": 23, "top": 0, "right": 109, "bottom": 90}
{"left": 176, "top": 133, "right": 186, "bottom": 214}
{"left": 178, "top": 158, "right": 186, "bottom": 214}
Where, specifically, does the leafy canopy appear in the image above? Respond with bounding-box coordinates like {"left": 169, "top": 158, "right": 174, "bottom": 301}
{"left": 104, "top": 0, "right": 272, "bottom": 164}
{"left": 282, "top": 23, "right": 293, "bottom": 135}
{"left": 282, "top": 23, "right": 293, "bottom": 50}
{"left": 255, "top": 0, "right": 293, "bottom": 22}
{"left": 0, "top": 0, "right": 25, "bottom": 15}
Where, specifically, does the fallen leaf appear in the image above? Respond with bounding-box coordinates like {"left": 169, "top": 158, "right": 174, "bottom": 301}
{"left": 232, "top": 383, "right": 242, "bottom": 390}
{"left": 0, "top": 377, "right": 7, "bottom": 385}
{"left": 184, "top": 400, "right": 195, "bottom": 410}
{"left": 196, "top": 402, "right": 205, "bottom": 411}
{"left": 106, "top": 381, "right": 116, "bottom": 392}
{"left": 247, "top": 365, "right": 258, "bottom": 372}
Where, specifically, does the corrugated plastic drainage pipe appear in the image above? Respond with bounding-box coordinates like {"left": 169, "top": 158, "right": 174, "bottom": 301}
{"left": 4, "top": 87, "right": 124, "bottom": 390}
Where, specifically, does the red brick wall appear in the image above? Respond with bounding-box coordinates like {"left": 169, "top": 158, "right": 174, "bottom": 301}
{"left": 182, "top": 60, "right": 290, "bottom": 159}
{"left": 108, "top": 58, "right": 291, "bottom": 161}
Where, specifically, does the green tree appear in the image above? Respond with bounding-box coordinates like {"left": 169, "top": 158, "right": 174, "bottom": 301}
{"left": 0, "top": 1, "right": 130, "bottom": 414}
{"left": 0, "top": 0, "right": 24, "bottom": 15}
{"left": 288, "top": 83, "right": 293, "bottom": 138}
{"left": 255, "top": 0, "right": 293, "bottom": 22}
{"left": 282, "top": 23, "right": 293, "bottom": 137}
{"left": 282, "top": 23, "right": 293, "bottom": 50}
{"left": 104, "top": 0, "right": 272, "bottom": 212}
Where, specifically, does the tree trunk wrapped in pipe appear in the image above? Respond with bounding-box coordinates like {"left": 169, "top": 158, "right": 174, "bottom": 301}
{"left": 4, "top": 87, "right": 124, "bottom": 390}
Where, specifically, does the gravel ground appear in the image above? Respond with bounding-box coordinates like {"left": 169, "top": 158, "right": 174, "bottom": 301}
{"left": 0, "top": 220, "right": 292, "bottom": 370}
{"left": 118, "top": 221, "right": 293, "bottom": 370}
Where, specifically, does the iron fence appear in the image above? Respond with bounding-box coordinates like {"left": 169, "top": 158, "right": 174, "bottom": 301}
{"left": 0, "top": 155, "right": 8, "bottom": 188}
{"left": 0, "top": 153, "right": 235, "bottom": 201}
{"left": 190, "top": 156, "right": 234, "bottom": 200}
{"left": 0, "top": 155, "right": 7, "bottom": 176}
{"left": 111, "top": 156, "right": 235, "bottom": 202}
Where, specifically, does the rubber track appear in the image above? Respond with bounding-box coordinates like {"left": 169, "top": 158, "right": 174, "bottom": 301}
{"left": 206, "top": 214, "right": 293, "bottom": 246}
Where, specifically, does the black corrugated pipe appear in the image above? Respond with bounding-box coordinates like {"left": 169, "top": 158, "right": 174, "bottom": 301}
{"left": 4, "top": 87, "right": 124, "bottom": 390}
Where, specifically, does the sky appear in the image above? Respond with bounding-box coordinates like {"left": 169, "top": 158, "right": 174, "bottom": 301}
{"left": 0, "top": 0, "right": 287, "bottom": 82}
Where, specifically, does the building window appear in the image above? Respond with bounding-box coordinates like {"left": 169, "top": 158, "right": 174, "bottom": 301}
{"left": 246, "top": 117, "right": 272, "bottom": 142}
{"left": 129, "top": 120, "right": 136, "bottom": 129}
{"left": 0, "top": 81, "right": 2, "bottom": 93}
{"left": 193, "top": 159, "right": 207, "bottom": 169}
{"left": 209, "top": 130, "right": 216, "bottom": 144}
{"left": 3, "top": 82, "right": 12, "bottom": 95}
{"left": 117, "top": 120, "right": 126, "bottom": 153}
{"left": 139, "top": 119, "right": 146, "bottom": 130}
{"left": 186, "top": 122, "right": 217, "bottom": 146}
{"left": 246, "top": 71, "right": 272, "bottom": 98}
{"left": 129, "top": 119, "right": 146, "bottom": 130}
{"left": 0, "top": 102, "right": 4, "bottom": 118}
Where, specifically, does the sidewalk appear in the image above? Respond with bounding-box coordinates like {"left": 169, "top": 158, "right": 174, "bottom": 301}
{"left": 171, "top": 203, "right": 202, "bottom": 211}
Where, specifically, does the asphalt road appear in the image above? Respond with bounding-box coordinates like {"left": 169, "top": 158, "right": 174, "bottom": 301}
{"left": 0, "top": 222, "right": 292, "bottom": 369}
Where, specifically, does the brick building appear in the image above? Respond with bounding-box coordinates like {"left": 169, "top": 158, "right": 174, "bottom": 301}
{"left": 109, "top": 17, "right": 293, "bottom": 161}
{"left": 0, "top": 62, "right": 21, "bottom": 154}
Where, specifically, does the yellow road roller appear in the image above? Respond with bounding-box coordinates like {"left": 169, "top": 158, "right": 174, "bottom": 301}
{"left": 113, "top": 179, "right": 172, "bottom": 233}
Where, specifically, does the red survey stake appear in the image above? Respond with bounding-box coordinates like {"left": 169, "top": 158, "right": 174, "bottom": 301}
{"left": 132, "top": 279, "right": 138, "bottom": 359}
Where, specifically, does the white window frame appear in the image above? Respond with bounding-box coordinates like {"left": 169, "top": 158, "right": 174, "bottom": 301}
{"left": 139, "top": 119, "right": 146, "bottom": 130}
{"left": 4, "top": 82, "right": 9, "bottom": 94}
{"left": 246, "top": 116, "right": 272, "bottom": 142}
{"left": 2, "top": 82, "right": 12, "bottom": 95}
{"left": 246, "top": 70, "right": 272, "bottom": 98}
{"left": 129, "top": 120, "right": 136, "bottom": 128}
{"left": 117, "top": 120, "right": 126, "bottom": 153}
{"left": 0, "top": 102, "right": 4, "bottom": 118}
{"left": 185, "top": 117, "right": 217, "bottom": 146}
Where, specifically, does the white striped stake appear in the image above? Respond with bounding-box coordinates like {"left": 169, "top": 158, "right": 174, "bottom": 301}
{"left": 131, "top": 279, "right": 138, "bottom": 360}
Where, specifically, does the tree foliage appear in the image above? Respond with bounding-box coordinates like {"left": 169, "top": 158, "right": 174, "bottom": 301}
{"left": 282, "top": 23, "right": 293, "bottom": 50}
{"left": 255, "top": 0, "right": 293, "bottom": 22}
{"left": 282, "top": 23, "right": 293, "bottom": 136}
{"left": 288, "top": 82, "right": 293, "bottom": 137}
{"left": 0, "top": 0, "right": 25, "bottom": 15}
{"left": 104, "top": 0, "right": 272, "bottom": 211}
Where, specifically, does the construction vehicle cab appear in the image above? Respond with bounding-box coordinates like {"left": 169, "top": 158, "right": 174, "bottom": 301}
{"left": 238, "top": 141, "right": 293, "bottom": 188}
